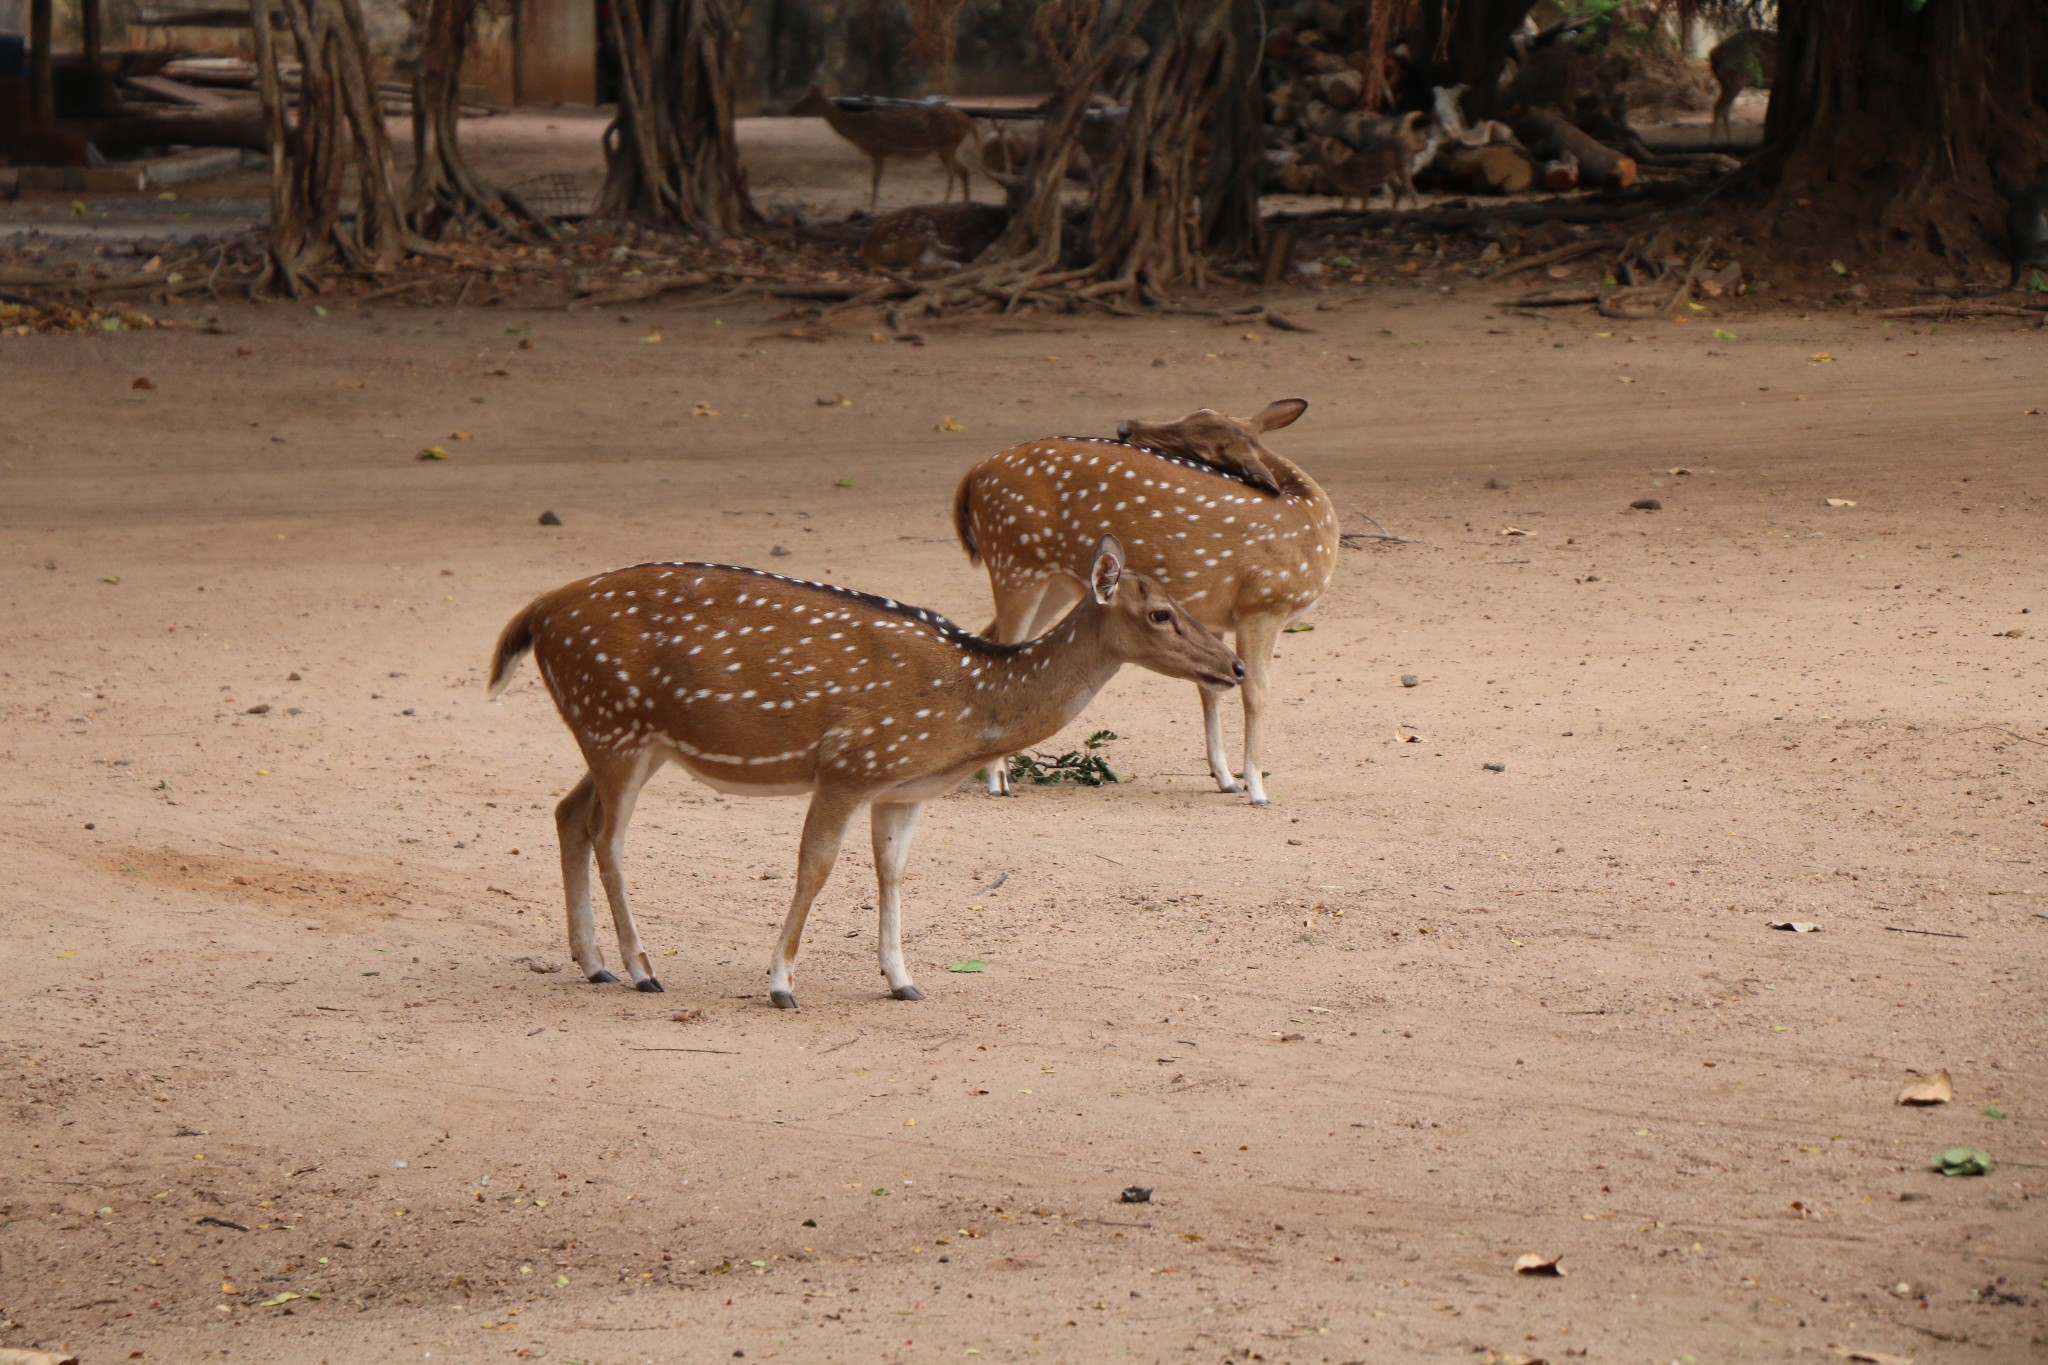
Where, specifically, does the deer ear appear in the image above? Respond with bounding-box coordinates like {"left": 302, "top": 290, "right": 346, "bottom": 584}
{"left": 1225, "top": 440, "right": 1283, "bottom": 494}
{"left": 1089, "top": 534, "right": 1126, "bottom": 605}
{"left": 1255, "top": 398, "right": 1308, "bottom": 431}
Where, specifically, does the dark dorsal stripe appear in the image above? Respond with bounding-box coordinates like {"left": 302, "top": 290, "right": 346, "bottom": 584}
{"left": 586, "top": 562, "right": 1029, "bottom": 658}
{"left": 1055, "top": 435, "right": 1275, "bottom": 495}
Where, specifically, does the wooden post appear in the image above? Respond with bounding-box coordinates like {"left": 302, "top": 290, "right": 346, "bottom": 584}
{"left": 28, "top": 0, "right": 52, "bottom": 126}
{"left": 82, "top": 0, "right": 102, "bottom": 68}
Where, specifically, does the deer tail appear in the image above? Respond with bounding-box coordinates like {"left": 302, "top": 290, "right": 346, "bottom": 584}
{"left": 486, "top": 597, "right": 543, "bottom": 700}
{"left": 952, "top": 466, "right": 983, "bottom": 566}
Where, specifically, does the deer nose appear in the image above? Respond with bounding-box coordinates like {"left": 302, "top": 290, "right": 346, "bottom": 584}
{"left": 1232, "top": 660, "right": 1246, "bottom": 681}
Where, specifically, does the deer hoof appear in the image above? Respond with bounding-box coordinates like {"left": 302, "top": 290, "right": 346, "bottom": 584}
{"left": 891, "top": 984, "right": 926, "bottom": 1002}
{"left": 635, "top": 977, "right": 665, "bottom": 993}
{"left": 770, "top": 989, "right": 799, "bottom": 1010}
{"left": 588, "top": 969, "right": 620, "bottom": 985}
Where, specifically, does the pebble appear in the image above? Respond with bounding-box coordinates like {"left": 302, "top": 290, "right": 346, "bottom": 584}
{"left": 1483, "top": 761, "right": 1507, "bottom": 773}
{"left": 1630, "top": 498, "right": 1662, "bottom": 511}
{"left": 1400, "top": 673, "right": 1419, "bottom": 688}
{"left": 1120, "top": 1185, "right": 1154, "bottom": 1204}
{"left": 538, "top": 510, "right": 563, "bottom": 526}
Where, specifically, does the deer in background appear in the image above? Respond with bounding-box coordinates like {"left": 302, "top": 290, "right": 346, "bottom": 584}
{"left": 1708, "top": 29, "right": 1777, "bottom": 143}
{"left": 488, "top": 537, "right": 1241, "bottom": 1008}
{"left": 793, "top": 85, "right": 974, "bottom": 209}
{"left": 953, "top": 399, "right": 1339, "bottom": 807}
{"left": 1311, "top": 110, "right": 1429, "bottom": 211}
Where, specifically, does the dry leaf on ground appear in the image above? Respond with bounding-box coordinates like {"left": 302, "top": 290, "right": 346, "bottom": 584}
{"left": 1897, "top": 1069, "right": 1953, "bottom": 1105}
{"left": 1826, "top": 498, "right": 1856, "bottom": 507}
{"left": 1501, "top": 526, "right": 1533, "bottom": 536}
{"left": 1512, "top": 1252, "right": 1566, "bottom": 1276}
{"left": 1767, "top": 920, "right": 1820, "bottom": 933}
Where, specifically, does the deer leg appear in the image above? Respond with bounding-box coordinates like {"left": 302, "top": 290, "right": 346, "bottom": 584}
{"left": 588, "top": 749, "right": 665, "bottom": 991}
{"left": 870, "top": 800, "right": 927, "bottom": 1000}
{"left": 767, "top": 788, "right": 862, "bottom": 1008}
{"left": 868, "top": 156, "right": 885, "bottom": 211}
{"left": 553, "top": 772, "right": 610, "bottom": 981}
{"left": 1200, "top": 685, "right": 1239, "bottom": 793}
{"left": 1234, "top": 614, "right": 1283, "bottom": 806}
{"left": 981, "top": 575, "right": 1056, "bottom": 795}
{"left": 1711, "top": 89, "right": 1734, "bottom": 142}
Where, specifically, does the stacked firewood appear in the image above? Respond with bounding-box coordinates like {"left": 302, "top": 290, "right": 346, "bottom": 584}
{"left": 1258, "top": 0, "right": 1648, "bottom": 206}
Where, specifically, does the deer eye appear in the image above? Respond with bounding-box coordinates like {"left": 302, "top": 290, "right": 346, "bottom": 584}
{"left": 1148, "top": 608, "right": 1172, "bottom": 624}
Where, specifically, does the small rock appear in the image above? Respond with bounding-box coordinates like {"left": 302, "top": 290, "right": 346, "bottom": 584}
{"left": 133, "top": 376, "right": 156, "bottom": 390}
{"left": 244, "top": 703, "right": 270, "bottom": 715}
{"left": 1400, "top": 673, "right": 1419, "bottom": 688}
{"left": 538, "top": 510, "right": 563, "bottom": 526}
{"left": 401, "top": 707, "right": 416, "bottom": 716}
{"left": 1120, "top": 1185, "right": 1154, "bottom": 1204}
{"left": 1630, "top": 498, "right": 1662, "bottom": 511}
{"left": 1151, "top": 357, "right": 1168, "bottom": 367}
{"left": 1482, "top": 761, "right": 1506, "bottom": 773}
{"left": 770, "top": 545, "right": 791, "bottom": 557}
{"left": 287, "top": 671, "right": 301, "bottom": 681}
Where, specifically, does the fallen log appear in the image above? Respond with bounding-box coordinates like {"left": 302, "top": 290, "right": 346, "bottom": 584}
{"left": 1440, "top": 143, "right": 1535, "bottom": 195}
{"left": 1518, "top": 108, "right": 1636, "bottom": 190}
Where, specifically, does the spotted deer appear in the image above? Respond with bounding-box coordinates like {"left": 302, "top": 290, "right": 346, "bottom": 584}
{"left": 952, "top": 399, "right": 1338, "bottom": 806}
{"left": 1708, "top": 29, "right": 1777, "bottom": 143}
{"left": 487, "top": 537, "right": 1240, "bottom": 1008}
{"left": 792, "top": 85, "right": 974, "bottom": 209}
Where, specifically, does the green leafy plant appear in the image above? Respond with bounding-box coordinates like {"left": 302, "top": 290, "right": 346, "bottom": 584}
{"left": 1006, "top": 730, "right": 1123, "bottom": 787}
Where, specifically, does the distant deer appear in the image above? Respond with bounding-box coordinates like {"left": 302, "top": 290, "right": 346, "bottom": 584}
{"left": 1312, "top": 111, "right": 1428, "bottom": 210}
{"left": 952, "top": 399, "right": 1338, "bottom": 807}
{"left": 488, "top": 537, "right": 1241, "bottom": 1007}
{"left": 792, "top": 85, "right": 974, "bottom": 210}
{"left": 1708, "top": 29, "right": 1776, "bottom": 142}
{"left": 859, "top": 161, "right": 1032, "bottom": 271}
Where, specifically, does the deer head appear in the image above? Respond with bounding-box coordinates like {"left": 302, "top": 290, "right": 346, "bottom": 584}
{"left": 1085, "top": 535, "right": 1244, "bottom": 692}
{"left": 1114, "top": 399, "right": 1309, "bottom": 496}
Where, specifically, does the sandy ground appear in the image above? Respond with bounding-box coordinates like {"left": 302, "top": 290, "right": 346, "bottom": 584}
{"left": 3, "top": 255, "right": 2046, "bottom": 1365}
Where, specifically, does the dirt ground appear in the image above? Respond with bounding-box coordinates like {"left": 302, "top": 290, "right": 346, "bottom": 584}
{"left": 3, "top": 209, "right": 2047, "bottom": 1365}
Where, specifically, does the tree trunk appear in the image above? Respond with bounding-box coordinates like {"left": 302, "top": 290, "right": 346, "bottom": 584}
{"left": 597, "top": 0, "right": 755, "bottom": 239}
{"left": 1413, "top": 0, "right": 1540, "bottom": 120}
{"left": 250, "top": 0, "right": 408, "bottom": 291}
{"left": 1079, "top": 0, "right": 1240, "bottom": 300}
{"left": 409, "top": 0, "right": 552, "bottom": 239}
{"left": 1759, "top": 0, "right": 2048, "bottom": 281}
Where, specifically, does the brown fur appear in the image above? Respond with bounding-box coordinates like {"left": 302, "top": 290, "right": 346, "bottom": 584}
{"left": 952, "top": 399, "right": 1337, "bottom": 805}
{"left": 1313, "top": 111, "right": 1425, "bottom": 211}
{"left": 793, "top": 85, "right": 974, "bottom": 208}
{"left": 1709, "top": 30, "right": 1777, "bottom": 143}
{"left": 489, "top": 547, "right": 1240, "bottom": 1004}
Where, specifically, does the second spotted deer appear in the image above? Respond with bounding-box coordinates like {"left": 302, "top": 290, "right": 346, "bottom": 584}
{"left": 953, "top": 399, "right": 1339, "bottom": 806}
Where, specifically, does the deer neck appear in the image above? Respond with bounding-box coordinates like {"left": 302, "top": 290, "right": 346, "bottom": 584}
{"left": 969, "top": 604, "right": 1120, "bottom": 756}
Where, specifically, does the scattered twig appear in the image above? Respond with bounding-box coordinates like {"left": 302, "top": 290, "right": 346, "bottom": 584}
{"left": 1879, "top": 300, "right": 2048, "bottom": 320}
{"left": 973, "top": 871, "right": 1010, "bottom": 895}
{"left": 197, "top": 1216, "right": 251, "bottom": 1231}
{"left": 818, "top": 1032, "right": 864, "bottom": 1055}
{"left": 1485, "top": 235, "right": 1620, "bottom": 282}
{"left": 1961, "top": 724, "right": 2048, "bottom": 749}
{"left": 1504, "top": 286, "right": 1601, "bottom": 308}
{"left": 1884, "top": 926, "right": 1968, "bottom": 939}
{"left": 1072, "top": 1217, "right": 1154, "bottom": 1229}
{"left": 630, "top": 1046, "right": 740, "bottom": 1055}
{"left": 1341, "top": 504, "right": 1423, "bottom": 546}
